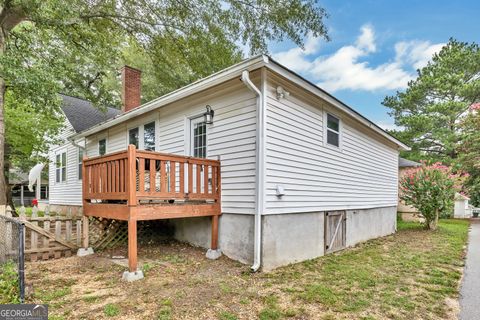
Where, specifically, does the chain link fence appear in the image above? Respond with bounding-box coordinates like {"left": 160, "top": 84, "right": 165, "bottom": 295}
{"left": 0, "top": 212, "right": 25, "bottom": 303}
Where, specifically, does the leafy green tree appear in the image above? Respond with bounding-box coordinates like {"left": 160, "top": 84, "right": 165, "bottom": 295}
{"left": 383, "top": 40, "right": 480, "bottom": 163}
{"left": 0, "top": 0, "right": 329, "bottom": 206}
{"left": 457, "top": 104, "right": 480, "bottom": 206}
{"left": 399, "top": 163, "right": 465, "bottom": 230}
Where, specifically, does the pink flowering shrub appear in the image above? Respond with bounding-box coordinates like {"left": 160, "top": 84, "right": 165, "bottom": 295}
{"left": 399, "top": 162, "right": 466, "bottom": 230}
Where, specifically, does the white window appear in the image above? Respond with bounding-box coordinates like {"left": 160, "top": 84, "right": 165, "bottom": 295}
{"left": 55, "top": 151, "right": 67, "bottom": 183}
{"left": 99, "top": 138, "right": 106, "bottom": 155}
{"left": 144, "top": 122, "right": 155, "bottom": 151}
{"left": 191, "top": 117, "right": 207, "bottom": 158}
{"left": 128, "top": 127, "right": 139, "bottom": 148}
{"left": 128, "top": 121, "right": 156, "bottom": 150}
{"left": 78, "top": 148, "right": 83, "bottom": 180}
{"left": 326, "top": 113, "right": 340, "bottom": 147}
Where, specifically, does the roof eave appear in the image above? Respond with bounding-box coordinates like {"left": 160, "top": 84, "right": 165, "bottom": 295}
{"left": 70, "top": 54, "right": 409, "bottom": 151}
{"left": 70, "top": 55, "right": 269, "bottom": 140}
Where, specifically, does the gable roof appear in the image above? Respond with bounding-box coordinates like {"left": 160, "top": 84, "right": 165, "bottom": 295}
{"left": 60, "top": 94, "right": 121, "bottom": 133}
{"left": 399, "top": 157, "right": 421, "bottom": 168}
{"left": 70, "top": 55, "right": 409, "bottom": 150}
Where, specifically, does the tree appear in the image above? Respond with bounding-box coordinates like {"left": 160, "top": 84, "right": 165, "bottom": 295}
{"left": 383, "top": 40, "right": 480, "bottom": 163}
{"left": 0, "top": 0, "right": 330, "bottom": 207}
{"left": 399, "top": 163, "right": 465, "bottom": 230}
{"left": 457, "top": 103, "right": 480, "bottom": 206}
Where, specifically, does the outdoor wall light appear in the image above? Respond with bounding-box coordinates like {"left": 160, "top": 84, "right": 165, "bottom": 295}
{"left": 204, "top": 105, "right": 215, "bottom": 124}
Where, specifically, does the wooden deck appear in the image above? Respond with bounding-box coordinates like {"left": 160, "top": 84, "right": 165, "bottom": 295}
{"left": 82, "top": 145, "right": 221, "bottom": 272}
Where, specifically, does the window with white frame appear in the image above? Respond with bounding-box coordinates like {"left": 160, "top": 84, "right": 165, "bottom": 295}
{"left": 99, "top": 138, "right": 106, "bottom": 155}
{"left": 129, "top": 122, "right": 156, "bottom": 150}
{"left": 326, "top": 113, "right": 340, "bottom": 147}
{"left": 192, "top": 120, "right": 207, "bottom": 158}
{"left": 144, "top": 122, "right": 155, "bottom": 151}
{"left": 78, "top": 148, "right": 83, "bottom": 180}
{"left": 55, "top": 151, "right": 67, "bottom": 183}
{"left": 129, "top": 127, "right": 139, "bottom": 148}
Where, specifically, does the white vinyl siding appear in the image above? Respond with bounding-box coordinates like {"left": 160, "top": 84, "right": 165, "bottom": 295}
{"left": 85, "top": 73, "right": 260, "bottom": 214}
{"left": 48, "top": 117, "right": 84, "bottom": 206}
{"left": 264, "top": 71, "right": 399, "bottom": 214}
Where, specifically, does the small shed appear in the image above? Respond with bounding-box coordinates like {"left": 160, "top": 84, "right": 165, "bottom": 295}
{"left": 454, "top": 193, "right": 472, "bottom": 219}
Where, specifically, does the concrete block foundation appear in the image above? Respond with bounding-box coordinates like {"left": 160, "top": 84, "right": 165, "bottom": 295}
{"left": 170, "top": 207, "right": 397, "bottom": 271}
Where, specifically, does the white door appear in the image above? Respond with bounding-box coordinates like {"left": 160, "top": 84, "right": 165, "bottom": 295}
{"left": 189, "top": 117, "right": 207, "bottom": 194}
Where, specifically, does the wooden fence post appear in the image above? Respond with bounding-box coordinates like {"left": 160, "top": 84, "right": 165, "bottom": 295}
{"left": 42, "top": 219, "right": 50, "bottom": 260}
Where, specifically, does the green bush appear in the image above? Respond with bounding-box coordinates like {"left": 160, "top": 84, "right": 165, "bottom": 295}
{"left": 0, "top": 261, "right": 20, "bottom": 304}
{"left": 400, "top": 163, "right": 466, "bottom": 230}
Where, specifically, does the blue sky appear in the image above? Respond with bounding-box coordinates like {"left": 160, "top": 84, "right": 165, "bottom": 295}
{"left": 269, "top": 0, "right": 480, "bottom": 130}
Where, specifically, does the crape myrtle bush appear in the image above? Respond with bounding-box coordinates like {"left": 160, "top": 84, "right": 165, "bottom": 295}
{"left": 400, "top": 162, "right": 467, "bottom": 230}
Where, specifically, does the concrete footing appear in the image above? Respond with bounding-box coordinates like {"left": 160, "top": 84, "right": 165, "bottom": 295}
{"left": 122, "top": 270, "right": 144, "bottom": 282}
{"left": 77, "top": 247, "right": 94, "bottom": 257}
{"left": 206, "top": 249, "right": 222, "bottom": 260}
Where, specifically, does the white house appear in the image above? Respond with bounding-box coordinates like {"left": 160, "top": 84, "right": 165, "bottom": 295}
{"left": 46, "top": 95, "right": 120, "bottom": 213}
{"left": 61, "top": 55, "right": 408, "bottom": 271}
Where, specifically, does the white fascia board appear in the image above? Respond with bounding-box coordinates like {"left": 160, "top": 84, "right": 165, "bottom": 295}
{"left": 70, "top": 55, "right": 269, "bottom": 140}
{"left": 265, "top": 60, "right": 410, "bottom": 151}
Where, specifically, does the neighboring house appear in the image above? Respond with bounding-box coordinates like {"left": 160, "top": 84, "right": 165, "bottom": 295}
{"left": 68, "top": 56, "right": 409, "bottom": 273}
{"left": 398, "top": 157, "right": 421, "bottom": 220}
{"left": 454, "top": 193, "right": 472, "bottom": 219}
{"left": 46, "top": 94, "right": 120, "bottom": 213}
{"left": 9, "top": 169, "right": 48, "bottom": 207}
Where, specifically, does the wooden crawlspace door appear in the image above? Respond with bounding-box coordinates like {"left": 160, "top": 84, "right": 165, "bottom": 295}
{"left": 325, "top": 211, "right": 346, "bottom": 254}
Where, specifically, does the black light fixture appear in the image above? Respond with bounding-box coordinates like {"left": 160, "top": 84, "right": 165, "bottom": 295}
{"left": 204, "top": 105, "right": 214, "bottom": 124}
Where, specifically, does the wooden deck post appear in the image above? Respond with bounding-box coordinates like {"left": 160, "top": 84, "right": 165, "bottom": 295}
{"left": 127, "top": 144, "right": 137, "bottom": 207}
{"left": 211, "top": 215, "right": 219, "bottom": 250}
{"left": 128, "top": 217, "right": 138, "bottom": 272}
{"left": 127, "top": 144, "right": 138, "bottom": 273}
{"left": 82, "top": 215, "right": 89, "bottom": 249}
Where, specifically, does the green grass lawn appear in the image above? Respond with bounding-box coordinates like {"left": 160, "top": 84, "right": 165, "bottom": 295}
{"left": 259, "top": 219, "right": 469, "bottom": 319}
{"left": 26, "top": 219, "right": 469, "bottom": 320}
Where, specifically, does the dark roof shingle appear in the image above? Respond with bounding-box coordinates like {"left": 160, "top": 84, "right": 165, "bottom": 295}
{"left": 60, "top": 94, "right": 121, "bottom": 133}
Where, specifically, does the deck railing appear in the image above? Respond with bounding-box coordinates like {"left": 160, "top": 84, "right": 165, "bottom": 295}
{"left": 82, "top": 145, "right": 221, "bottom": 205}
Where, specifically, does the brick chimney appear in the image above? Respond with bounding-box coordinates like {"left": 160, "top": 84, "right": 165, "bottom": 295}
{"left": 121, "top": 66, "right": 141, "bottom": 112}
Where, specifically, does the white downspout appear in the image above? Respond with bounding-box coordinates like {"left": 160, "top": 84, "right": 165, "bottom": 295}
{"left": 68, "top": 137, "right": 86, "bottom": 150}
{"left": 241, "top": 69, "right": 265, "bottom": 272}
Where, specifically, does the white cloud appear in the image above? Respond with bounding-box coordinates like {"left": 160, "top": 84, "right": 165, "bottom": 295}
{"left": 395, "top": 40, "right": 445, "bottom": 70}
{"left": 272, "top": 25, "right": 445, "bottom": 93}
{"left": 355, "top": 24, "right": 376, "bottom": 52}
{"left": 272, "top": 34, "right": 321, "bottom": 73}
